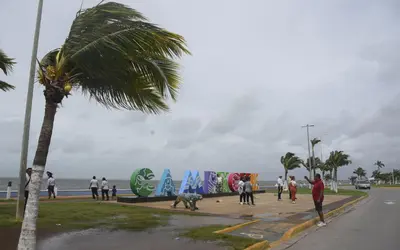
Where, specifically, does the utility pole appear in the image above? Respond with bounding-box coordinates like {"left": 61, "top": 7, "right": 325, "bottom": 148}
{"left": 302, "top": 124, "right": 314, "bottom": 186}
{"left": 16, "top": 0, "right": 44, "bottom": 220}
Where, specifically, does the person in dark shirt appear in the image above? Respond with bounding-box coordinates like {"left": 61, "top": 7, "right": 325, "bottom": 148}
{"left": 305, "top": 174, "right": 326, "bottom": 226}
{"left": 112, "top": 185, "right": 117, "bottom": 200}
{"left": 244, "top": 176, "right": 254, "bottom": 206}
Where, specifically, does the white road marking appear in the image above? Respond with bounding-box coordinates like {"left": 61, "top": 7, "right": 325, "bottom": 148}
{"left": 384, "top": 200, "right": 396, "bottom": 205}
{"left": 240, "top": 232, "right": 264, "bottom": 239}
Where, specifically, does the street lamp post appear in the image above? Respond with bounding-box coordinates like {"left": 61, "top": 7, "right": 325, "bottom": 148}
{"left": 302, "top": 124, "right": 314, "bottom": 186}
{"left": 16, "top": 0, "right": 44, "bottom": 220}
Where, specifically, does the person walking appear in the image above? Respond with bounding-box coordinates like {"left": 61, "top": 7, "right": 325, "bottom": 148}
{"left": 288, "top": 176, "right": 292, "bottom": 200}
{"left": 24, "top": 168, "right": 32, "bottom": 213}
{"left": 277, "top": 176, "right": 283, "bottom": 201}
{"left": 305, "top": 174, "right": 326, "bottom": 226}
{"left": 101, "top": 177, "right": 110, "bottom": 201}
{"left": 244, "top": 176, "right": 254, "bottom": 206}
{"left": 238, "top": 177, "right": 245, "bottom": 205}
{"left": 89, "top": 176, "right": 99, "bottom": 200}
{"left": 290, "top": 176, "right": 297, "bottom": 204}
{"left": 46, "top": 171, "right": 56, "bottom": 199}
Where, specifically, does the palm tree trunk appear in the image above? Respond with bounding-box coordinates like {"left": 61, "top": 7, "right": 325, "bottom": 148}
{"left": 18, "top": 101, "right": 57, "bottom": 250}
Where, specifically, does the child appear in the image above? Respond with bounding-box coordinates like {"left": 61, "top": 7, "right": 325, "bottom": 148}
{"left": 112, "top": 185, "right": 117, "bottom": 200}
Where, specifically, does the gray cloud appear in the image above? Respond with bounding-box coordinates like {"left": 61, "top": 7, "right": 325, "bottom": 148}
{"left": 1, "top": 0, "right": 400, "bottom": 180}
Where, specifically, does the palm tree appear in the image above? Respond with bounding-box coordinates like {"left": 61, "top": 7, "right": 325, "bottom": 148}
{"left": 353, "top": 167, "right": 367, "bottom": 179}
{"left": 374, "top": 160, "right": 385, "bottom": 170}
{"left": 0, "top": 49, "right": 16, "bottom": 91}
{"left": 301, "top": 156, "right": 322, "bottom": 174}
{"left": 310, "top": 138, "right": 321, "bottom": 178}
{"left": 326, "top": 150, "right": 352, "bottom": 192}
{"left": 319, "top": 160, "right": 331, "bottom": 180}
{"left": 18, "top": 2, "right": 190, "bottom": 249}
{"left": 280, "top": 152, "right": 302, "bottom": 181}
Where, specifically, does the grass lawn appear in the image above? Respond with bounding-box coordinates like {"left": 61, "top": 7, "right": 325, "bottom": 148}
{"left": 264, "top": 188, "right": 367, "bottom": 196}
{"left": 182, "top": 225, "right": 262, "bottom": 250}
{"left": 0, "top": 202, "right": 176, "bottom": 230}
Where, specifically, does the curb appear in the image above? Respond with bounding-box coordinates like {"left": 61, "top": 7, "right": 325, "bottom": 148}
{"left": 244, "top": 240, "right": 270, "bottom": 250}
{"left": 213, "top": 219, "right": 261, "bottom": 234}
{"left": 244, "top": 195, "right": 367, "bottom": 250}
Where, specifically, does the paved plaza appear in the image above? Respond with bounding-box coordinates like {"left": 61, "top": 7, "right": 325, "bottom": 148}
{"left": 131, "top": 193, "right": 350, "bottom": 219}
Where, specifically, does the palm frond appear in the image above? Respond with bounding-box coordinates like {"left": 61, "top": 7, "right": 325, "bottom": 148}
{"left": 41, "top": 2, "right": 190, "bottom": 113}
{"left": 0, "top": 80, "right": 15, "bottom": 91}
{"left": 0, "top": 49, "right": 15, "bottom": 75}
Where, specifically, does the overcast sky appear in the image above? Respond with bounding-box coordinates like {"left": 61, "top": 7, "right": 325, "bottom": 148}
{"left": 1, "top": 0, "right": 399, "bottom": 181}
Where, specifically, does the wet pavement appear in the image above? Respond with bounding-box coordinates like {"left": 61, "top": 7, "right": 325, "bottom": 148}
{"left": 35, "top": 215, "right": 246, "bottom": 250}
{"left": 226, "top": 196, "right": 359, "bottom": 242}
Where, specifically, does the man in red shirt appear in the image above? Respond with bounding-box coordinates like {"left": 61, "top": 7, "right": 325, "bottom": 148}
{"left": 305, "top": 174, "right": 326, "bottom": 227}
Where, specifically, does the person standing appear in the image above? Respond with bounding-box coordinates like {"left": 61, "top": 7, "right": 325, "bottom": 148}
{"left": 305, "top": 174, "right": 326, "bottom": 226}
{"left": 46, "top": 172, "right": 56, "bottom": 199}
{"left": 238, "top": 177, "right": 245, "bottom": 205}
{"left": 89, "top": 176, "right": 99, "bottom": 200}
{"left": 101, "top": 177, "right": 109, "bottom": 201}
{"left": 111, "top": 185, "right": 117, "bottom": 200}
{"left": 277, "top": 176, "right": 283, "bottom": 201}
{"left": 24, "top": 168, "right": 32, "bottom": 213}
{"left": 290, "top": 176, "right": 297, "bottom": 204}
{"left": 244, "top": 176, "right": 254, "bottom": 206}
{"left": 288, "top": 176, "right": 292, "bottom": 200}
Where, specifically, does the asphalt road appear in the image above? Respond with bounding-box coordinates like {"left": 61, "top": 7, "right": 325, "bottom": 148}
{"left": 286, "top": 188, "right": 399, "bottom": 250}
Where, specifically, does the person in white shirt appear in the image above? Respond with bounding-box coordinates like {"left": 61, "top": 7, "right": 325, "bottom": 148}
{"left": 89, "top": 176, "right": 99, "bottom": 200}
{"left": 24, "top": 168, "right": 32, "bottom": 213}
{"left": 238, "top": 177, "right": 245, "bottom": 205}
{"left": 277, "top": 176, "right": 283, "bottom": 201}
{"left": 46, "top": 171, "right": 56, "bottom": 199}
{"left": 101, "top": 177, "right": 110, "bottom": 201}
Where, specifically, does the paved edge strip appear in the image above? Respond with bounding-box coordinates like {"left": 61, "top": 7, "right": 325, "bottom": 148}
{"left": 213, "top": 219, "right": 261, "bottom": 234}
{"left": 268, "top": 195, "right": 368, "bottom": 249}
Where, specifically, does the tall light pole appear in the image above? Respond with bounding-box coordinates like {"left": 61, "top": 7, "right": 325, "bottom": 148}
{"left": 16, "top": 0, "right": 44, "bottom": 220}
{"left": 302, "top": 124, "right": 314, "bottom": 183}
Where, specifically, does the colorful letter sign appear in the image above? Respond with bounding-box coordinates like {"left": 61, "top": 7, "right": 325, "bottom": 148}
{"left": 155, "top": 169, "right": 176, "bottom": 196}
{"left": 130, "top": 168, "right": 155, "bottom": 197}
{"left": 129, "top": 168, "right": 260, "bottom": 197}
{"left": 250, "top": 173, "right": 259, "bottom": 191}
{"left": 217, "top": 172, "right": 230, "bottom": 193}
{"left": 203, "top": 171, "right": 217, "bottom": 194}
{"left": 191, "top": 170, "right": 204, "bottom": 194}
{"left": 179, "top": 170, "right": 204, "bottom": 194}
{"left": 228, "top": 173, "right": 240, "bottom": 192}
